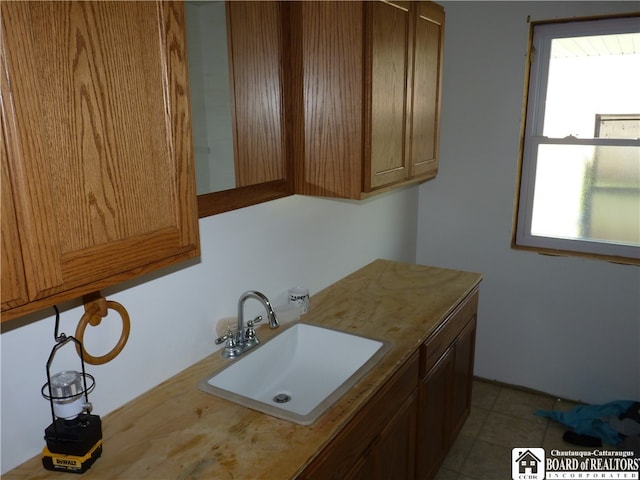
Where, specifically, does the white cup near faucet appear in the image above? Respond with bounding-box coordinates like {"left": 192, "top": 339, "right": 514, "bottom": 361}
{"left": 288, "top": 287, "right": 310, "bottom": 314}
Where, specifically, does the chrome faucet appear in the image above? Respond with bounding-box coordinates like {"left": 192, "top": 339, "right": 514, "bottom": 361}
{"left": 215, "top": 291, "right": 279, "bottom": 358}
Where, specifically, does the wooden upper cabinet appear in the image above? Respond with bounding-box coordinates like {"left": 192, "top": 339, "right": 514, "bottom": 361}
{"left": 0, "top": 1, "right": 200, "bottom": 321}
{"left": 292, "top": 1, "right": 445, "bottom": 200}
{"left": 366, "top": 1, "right": 413, "bottom": 190}
{"left": 410, "top": 2, "right": 445, "bottom": 179}
{"left": 227, "top": 1, "right": 287, "bottom": 188}
{"left": 290, "top": 1, "right": 364, "bottom": 199}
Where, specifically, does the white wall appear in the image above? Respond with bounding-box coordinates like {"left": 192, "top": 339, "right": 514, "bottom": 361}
{"left": 1, "top": 190, "right": 418, "bottom": 473}
{"left": 417, "top": 1, "right": 640, "bottom": 405}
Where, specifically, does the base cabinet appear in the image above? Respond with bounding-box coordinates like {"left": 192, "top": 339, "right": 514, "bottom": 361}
{"left": 451, "top": 319, "right": 477, "bottom": 438}
{"left": 417, "top": 345, "right": 455, "bottom": 480}
{"left": 299, "top": 352, "right": 419, "bottom": 480}
{"left": 299, "top": 288, "right": 478, "bottom": 480}
{"left": 369, "top": 391, "right": 418, "bottom": 480}
{"left": 416, "top": 292, "right": 478, "bottom": 480}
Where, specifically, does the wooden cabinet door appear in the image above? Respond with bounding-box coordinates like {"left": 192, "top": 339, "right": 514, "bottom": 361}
{"left": 344, "top": 453, "right": 375, "bottom": 480}
{"left": 371, "top": 390, "right": 417, "bottom": 480}
{"left": 299, "top": 353, "right": 418, "bottom": 480}
{"left": 1, "top": 1, "right": 199, "bottom": 320}
{"left": 451, "top": 317, "right": 476, "bottom": 440}
{"left": 365, "top": 1, "right": 412, "bottom": 190}
{"left": 409, "top": 2, "right": 444, "bottom": 179}
{"left": 227, "top": 1, "right": 287, "bottom": 188}
{"left": 416, "top": 345, "right": 454, "bottom": 480}
{"left": 1, "top": 114, "right": 28, "bottom": 311}
{"left": 291, "top": 1, "right": 364, "bottom": 199}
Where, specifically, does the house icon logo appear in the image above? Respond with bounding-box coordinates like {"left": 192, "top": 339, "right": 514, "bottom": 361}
{"left": 512, "top": 448, "right": 545, "bottom": 480}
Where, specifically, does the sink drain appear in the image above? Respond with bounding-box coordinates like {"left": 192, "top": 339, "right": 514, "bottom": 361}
{"left": 273, "top": 393, "right": 291, "bottom": 404}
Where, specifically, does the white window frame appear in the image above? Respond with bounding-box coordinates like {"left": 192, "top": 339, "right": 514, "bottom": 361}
{"left": 514, "top": 15, "right": 640, "bottom": 264}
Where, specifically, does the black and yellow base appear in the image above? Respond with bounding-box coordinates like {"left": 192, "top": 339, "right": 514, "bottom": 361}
{"left": 41, "top": 413, "right": 103, "bottom": 474}
{"left": 42, "top": 441, "right": 102, "bottom": 474}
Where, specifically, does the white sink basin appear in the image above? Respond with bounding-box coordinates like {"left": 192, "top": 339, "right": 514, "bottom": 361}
{"left": 198, "top": 323, "right": 390, "bottom": 425}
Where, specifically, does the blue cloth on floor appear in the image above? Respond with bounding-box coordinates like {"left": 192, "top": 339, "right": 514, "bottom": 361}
{"left": 535, "top": 400, "right": 635, "bottom": 445}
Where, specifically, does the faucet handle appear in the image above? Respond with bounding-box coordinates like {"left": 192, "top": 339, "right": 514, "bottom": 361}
{"left": 245, "top": 316, "right": 262, "bottom": 343}
{"left": 217, "top": 328, "right": 243, "bottom": 358}
{"left": 247, "top": 315, "right": 263, "bottom": 328}
{"left": 215, "top": 328, "right": 236, "bottom": 345}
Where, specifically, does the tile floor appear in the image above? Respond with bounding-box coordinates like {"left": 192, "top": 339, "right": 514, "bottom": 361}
{"left": 433, "top": 379, "right": 608, "bottom": 480}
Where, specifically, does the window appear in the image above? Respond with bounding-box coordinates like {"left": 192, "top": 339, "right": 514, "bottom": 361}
{"left": 514, "top": 15, "right": 640, "bottom": 264}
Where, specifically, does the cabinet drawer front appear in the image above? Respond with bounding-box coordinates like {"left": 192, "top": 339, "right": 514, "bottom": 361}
{"left": 421, "top": 289, "right": 478, "bottom": 375}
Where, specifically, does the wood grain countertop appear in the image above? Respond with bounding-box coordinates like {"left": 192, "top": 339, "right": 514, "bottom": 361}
{"left": 6, "top": 259, "right": 482, "bottom": 479}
